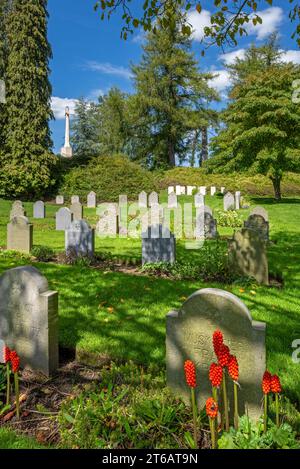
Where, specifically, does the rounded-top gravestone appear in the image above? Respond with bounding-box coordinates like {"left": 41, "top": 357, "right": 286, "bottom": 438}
{"left": 65, "top": 219, "right": 95, "bottom": 256}
{"left": 33, "top": 201, "right": 45, "bottom": 219}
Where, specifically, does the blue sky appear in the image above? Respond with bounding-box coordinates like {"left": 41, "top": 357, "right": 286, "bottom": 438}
{"left": 48, "top": 0, "right": 300, "bottom": 153}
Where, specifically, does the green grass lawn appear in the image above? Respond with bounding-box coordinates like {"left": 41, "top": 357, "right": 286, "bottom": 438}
{"left": 0, "top": 428, "right": 45, "bottom": 449}
{"left": 0, "top": 195, "right": 300, "bottom": 408}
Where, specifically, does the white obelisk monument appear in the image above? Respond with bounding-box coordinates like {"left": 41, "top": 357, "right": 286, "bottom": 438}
{"left": 60, "top": 106, "right": 73, "bottom": 158}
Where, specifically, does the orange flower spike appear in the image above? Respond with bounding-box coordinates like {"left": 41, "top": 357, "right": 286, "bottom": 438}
{"left": 228, "top": 355, "right": 239, "bottom": 382}
{"left": 10, "top": 351, "right": 20, "bottom": 374}
{"left": 217, "top": 344, "right": 230, "bottom": 368}
{"left": 209, "top": 363, "right": 223, "bottom": 388}
{"left": 271, "top": 374, "right": 282, "bottom": 394}
{"left": 206, "top": 397, "right": 218, "bottom": 419}
{"left": 262, "top": 370, "right": 272, "bottom": 395}
{"left": 184, "top": 360, "right": 196, "bottom": 388}
{"left": 4, "top": 346, "right": 11, "bottom": 364}
{"left": 212, "top": 330, "right": 223, "bottom": 357}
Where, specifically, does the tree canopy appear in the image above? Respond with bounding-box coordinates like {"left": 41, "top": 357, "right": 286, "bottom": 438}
{"left": 94, "top": 0, "right": 300, "bottom": 49}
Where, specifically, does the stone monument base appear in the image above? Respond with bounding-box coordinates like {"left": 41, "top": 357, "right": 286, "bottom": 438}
{"left": 61, "top": 146, "right": 73, "bottom": 158}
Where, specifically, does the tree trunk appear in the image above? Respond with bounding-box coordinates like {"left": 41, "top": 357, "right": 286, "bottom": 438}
{"left": 168, "top": 139, "right": 175, "bottom": 167}
{"left": 200, "top": 126, "right": 208, "bottom": 166}
{"left": 271, "top": 176, "right": 282, "bottom": 201}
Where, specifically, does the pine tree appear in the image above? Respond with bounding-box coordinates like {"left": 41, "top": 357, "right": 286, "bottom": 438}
{"left": 208, "top": 40, "right": 300, "bottom": 200}
{"left": 131, "top": 12, "right": 218, "bottom": 169}
{"left": 0, "top": 0, "right": 55, "bottom": 199}
{"left": 71, "top": 98, "right": 102, "bottom": 159}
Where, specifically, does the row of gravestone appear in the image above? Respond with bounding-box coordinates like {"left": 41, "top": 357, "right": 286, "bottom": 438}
{"left": 0, "top": 266, "right": 266, "bottom": 421}
{"left": 168, "top": 186, "right": 225, "bottom": 196}
{"left": 56, "top": 192, "right": 97, "bottom": 208}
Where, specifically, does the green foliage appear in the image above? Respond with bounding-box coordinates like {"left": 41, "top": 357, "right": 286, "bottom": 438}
{"left": 60, "top": 154, "right": 158, "bottom": 201}
{"left": 130, "top": 10, "right": 218, "bottom": 168}
{"left": 141, "top": 241, "right": 234, "bottom": 282}
{"left": 208, "top": 38, "right": 300, "bottom": 200}
{"left": 58, "top": 361, "right": 191, "bottom": 449}
{"left": 215, "top": 210, "right": 243, "bottom": 228}
{"left": 0, "top": 0, "right": 56, "bottom": 199}
{"left": 31, "top": 245, "right": 54, "bottom": 262}
{"left": 218, "top": 416, "right": 300, "bottom": 449}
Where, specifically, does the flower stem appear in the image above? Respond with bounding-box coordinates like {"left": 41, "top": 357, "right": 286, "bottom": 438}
{"left": 263, "top": 393, "right": 268, "bottom": 433}
{"left": 6, "top": 363, "right": 10, "bottom": 406}
{"left": 222, "top": 368, "right": 229, "bottom": 431}
{"left": 234, "top": 382, "right": 239, "bottom": 430}
{"left": 210, "top": 417, "right": 216, "bottom": 449}
{"left": 14, "top": 372, "right": 20, "bottom": 420}
{"left": 275, "top": 393, "right": 280, "bottom": 428}
{"left": 191, "top": 387, "right": 198, "bottom": 448}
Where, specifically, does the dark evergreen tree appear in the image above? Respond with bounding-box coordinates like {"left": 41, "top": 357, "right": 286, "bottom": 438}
{"left": 0, "top": 0, "right": 55, "bottom": 199}
{"left": 0, "top": 0, "right": 9, "bottom": 151}
{"left": 71, "top": 98, "right": 102, "bottom": 159}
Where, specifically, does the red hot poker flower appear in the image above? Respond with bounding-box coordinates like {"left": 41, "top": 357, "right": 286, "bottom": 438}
{"left": 262, "top": 371, "right": 272, "bottom": 394}
{"left": 209, "top": 363, "right": 223, "bottom": 388}
{"left": 271, "top": 374, "right": 282, "bottom": 394}
{"left": 212, "top": 330, "right": 223, "bottom": 357}
{"left": 228, "top": 355, "right": 239, "bottom": 382}
{"left": 206, "top": 397, "right": 218, "bottom": 419}
{"left": 184, "top": 360, "right": 196, "bottom": 388}
{"left": 4, "top": 346, "right": 11, "bottom": 364}
{"left": 217, "top": 344, "right": 230, "bottom": 368}
{"left": 10, "top": 351, "right": 20, "bottom": 373}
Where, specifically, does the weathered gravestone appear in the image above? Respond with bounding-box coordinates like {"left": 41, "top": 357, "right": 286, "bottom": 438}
{"left": 87, "top": 191, "right": 96, "bottom": 208}
{"left": 10, "top": 202, "right": 26, "bottom": 220}
{"left": 194, "top": 193, "right": 205, "bottom": 208}
{"left": 175, "top": 185, "right": 181, "bottom": 196}
{"left": 56, "top": 195, "right": 64, "bottom": 205}
{"left": 148, "top": 191, "right": 159, "bottom": 206}
{"left": 56, "top": 207, "right": 73, "bottom": 231}
{"left": 138, "top": 191, "right": 147, "bottom": 208}
{"left": 142, "top": 224, "right": 176, "bottom": 265}
{"left": 224, "top": 192, "right": 235, "bottom": 211}
{"left": 70, "top": 202, "right": 83, "bottom": 221}
{"left": 168, "top": 186, "right": 174, "bottom": 195}
{"left": 168, "top": 192, "right": 178, "bottom": 209}
{"left": 33, "top": 201, "right": 45, "bottom": 219}
{"left": 96, "top": 203, "right": 118, "bottom": 237}
{"left": 228, "top": 228, "right": 269, "bottom": 285}
{"left": 187, "top": 186, "right": 196, "bottom": 196}
{"left": 7, "top": 216, "right": 33, "bottom": 253}
{"left": 65, "top": 220, "right": 95, "bottom": 256}
{"left": 166, "top": 288, "right": 266, "bottom": 422}
{"left": 71, "top": 195, "right": 80, "bottom": 204}
{"left": 210, "top": 186, "right": 216, "bottom": 196}
{"left": 199, "top": 186, "right": 206, "bottom": 196}
{"left": 251, "top": 206, "right": 269, "bottom": 222}
{"left": 244, "top": 214, "right": 269, "bottom": 242}
{"left": 0, "top": 266, "right": 59, "bottom": 375}
{"left": 235, "top": 191, "right": 241, "bottom": 210}
{"left": 221, "top": 187, "right": 225, "bottom": 194}
{"left": 195, "top": 207, "right": 217, "bottom": 239}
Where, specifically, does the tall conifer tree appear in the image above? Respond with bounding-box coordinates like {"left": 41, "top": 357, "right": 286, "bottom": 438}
{"left": 0, "top": 0, "right": 55, "bottom": 198}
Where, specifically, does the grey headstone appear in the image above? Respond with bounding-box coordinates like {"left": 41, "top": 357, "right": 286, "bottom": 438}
{"left": 224, "top": 192, "right": 235, "bottom": 211}
{"left": 10, "top": 203, "right": 26, "bottom": 220}
{"left": 0, "top": 266, "right": 59, "bottom": 376}
{"left": 87, "top": 191, "right": 96, "bottom": 208}
{"left": 244, "top": 214, "right": 269, "bottom": 241}
{"left": 175, "top": 185, "right": 181, "bottom": 196}
{"left": 71, "top": 195, "right": 80, "bottom": 204}
{"left": 166, "top": 288, "right": 266, "bottom": 422}
{"left": 210, "top": 186, "right": 216, "bottom": 196}
{"left": 7, "top": 216, "right": 33, "bottom": 253}
{"left": 33, "top": 201, "right": 45, "bottom": 219}
{"left": 96, "top": 203, "right": 118, "bottom": 237}
{"left": 56, "top": 196, "right": 64, "bottom": 205}
{"left": 194, "top": 193, "right": 204, "bottom": 208}
{"left": 142, "top": 224, "right": 176, "bottom": 264}
{"left": 251, "top": 206, "right": 269, "bottom": 222}
{"left": 235, "top": 191, "right": 241, "bottom": 210}
{"left": 65, "top": 219, "right": 95, "bottom": 256}
{"left": 228, "top": 228, "right": 269, "bottom": 285}
{"left": 70, "top": 202, "right": 83, "bottom": 221}
{"left": 168, "top": 186, "right": 174, "bottom": 195}
{"left": 168, "top": 192, "right": 178, "bottom": 208}
{"left": 56, "top": 207, "right": 73, "bottom": 231}
{"left": 149, "top": 191, "right": 159, "bottom": 206}
{"left": 204, "top": 212, "right": 218, "bottom": 239}
{"left": 138, "top": 191, "right": 147, "bottom": 208}
{"left": 199, "top": 186, "right": 206, "bottom": 196}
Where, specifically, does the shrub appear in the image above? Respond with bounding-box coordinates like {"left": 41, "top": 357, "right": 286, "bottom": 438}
{"left": 59, "top": 248, "right": 94, "bottom": 267}
{"left": 59, "top": 155, "right": 158, "bottom": 202}
{"left": 31, "top": 245, "right": 54, "bottom": 262}
{"left": 215, "top": 210, "right": 243, "bottom": 228}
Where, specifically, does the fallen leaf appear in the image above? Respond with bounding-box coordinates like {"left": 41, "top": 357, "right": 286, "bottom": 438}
{"left": 180, "top": 296, "right": 187, "bottom": 301}
{"left": 107, "top": 307, "right": 114, "bottom": 313}
{"left": 3, "top": 410, "right": 15, "bottom": 422}
{"left": 250, "top": 290, "right": 256, "bottom": 295}
{"left": 239, "top": 288, "right": 245, "bottom": 293}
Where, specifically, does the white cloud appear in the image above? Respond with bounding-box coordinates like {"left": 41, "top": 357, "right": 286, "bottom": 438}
{"left": 51, "top": 97, "right": 78, "bottom": 119}
{"left": 219, "top": 48, "right": 246, "bottom": 65}
{"left": 86, "top": 61, "right": 133, "bottom": 79}
{"left": 246, "top": 7, "right": 283, "bottom": 40}
{"left": 208, "top": 70, "right": 231, "bottom": 97}
{"left": 187, "top": 9, "right": 211, "bottom": 42}
{"left": 281, "top": 50, "right": 300, "bottom": 64}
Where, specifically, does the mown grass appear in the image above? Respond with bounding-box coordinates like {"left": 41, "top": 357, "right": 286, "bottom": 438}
{"left": 0, "top": 195, "right": 300, "bottom": 409}
{"left": 0, "top": 428, "right": 45, "bottom": 449}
